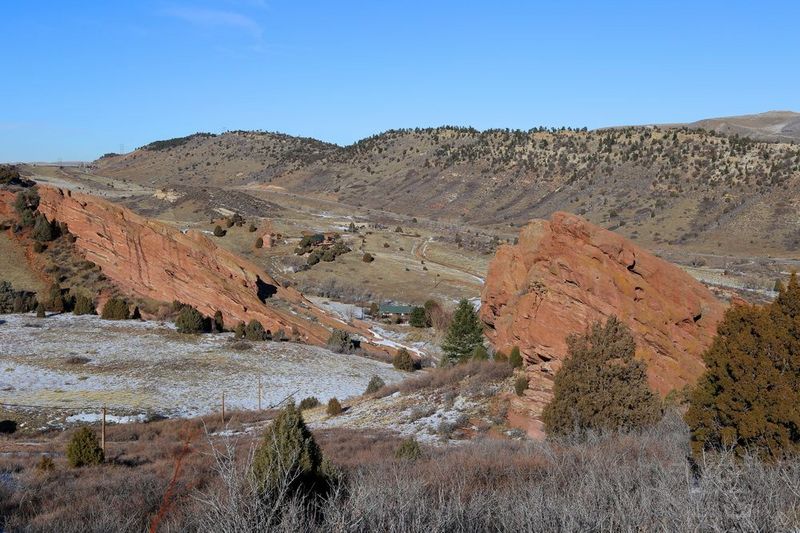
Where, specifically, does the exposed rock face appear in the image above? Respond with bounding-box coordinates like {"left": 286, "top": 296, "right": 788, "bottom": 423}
{"left": 481, "top": 212, "right": 726, "bottom": 434}
{"left": 1, "top": 186, "right": 387, "bottom": 354}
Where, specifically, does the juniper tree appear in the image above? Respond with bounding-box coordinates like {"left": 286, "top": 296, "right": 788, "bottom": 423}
{"left": 392, "top": 348, "right": 415, "bottom": 371}
{"left": 245, "top": 319, "right": 267, "bottom": 341}
{"left": 685, "top": 273, "right": 800, "bottom": 460}
{"left": 251, "top": 404, "right": 328, "bottom": 498}
{"left": 441, "top": 299, "right": 484, "bottom": 364}
{"left": 101, "top": 298, "right": 129, "bottom": 320}
{"left": 66, "top": 427, "right": 104, "bottom": 467}
{"left": 73, "top": 294, "right": 96, "bottom": 315}
{"left": 176, "top": 305, "right": 208, "bottom": 334}
{"left": 542, "top": 316, "right": 661, "bottom": 437}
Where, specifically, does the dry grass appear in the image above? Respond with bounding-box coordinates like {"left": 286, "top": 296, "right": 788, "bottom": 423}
{"left": 2, "top": 411, "right": 800, "bottom": 531}
{"left": 378, "top": 360, "right": 513, "bottom": 397}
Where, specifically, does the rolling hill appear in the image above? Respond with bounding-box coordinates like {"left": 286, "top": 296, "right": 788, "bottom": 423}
{"left": 91, "top": 117, "right": 800, "bottom": 257}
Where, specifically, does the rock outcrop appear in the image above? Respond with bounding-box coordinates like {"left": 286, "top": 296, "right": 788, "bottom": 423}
{"left": 481, "top": 212, "right": 726, "bottom": 434}
{"left": 1, "top": 186, "right": 389, "bottom": 354}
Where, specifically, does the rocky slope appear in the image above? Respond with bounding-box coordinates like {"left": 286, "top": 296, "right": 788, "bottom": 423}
{"left": 92, "top": 123, "right": 800, "bottom": 256}
{"left": 480, "top": 212, "right": 726, "bottom": 435}
{"left": 0, "top": 186, "right": 391, "bottom": 355}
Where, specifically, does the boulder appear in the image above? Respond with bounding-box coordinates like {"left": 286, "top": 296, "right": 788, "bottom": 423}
{"left": 480, "top": 212, "right": 726, "bottom": 433}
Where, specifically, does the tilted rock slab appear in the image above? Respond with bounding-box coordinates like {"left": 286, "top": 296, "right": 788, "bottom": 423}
{"left": 481, "top": 212, "right": 725, "bottom": 432}
{"left": 2, "top": 186, "right": 389, "bottom": 355}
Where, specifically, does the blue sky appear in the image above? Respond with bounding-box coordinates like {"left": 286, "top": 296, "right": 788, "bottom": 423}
{"left": 2, "top": 1, "right": 799, "bottom": 162}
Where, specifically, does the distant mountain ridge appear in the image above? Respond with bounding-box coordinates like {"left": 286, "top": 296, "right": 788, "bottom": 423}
{"left": 684, "top": 110, "right": 800, "bottom": 143}
{"left": 92, "top": 113, "right": 800, "bottom": 256}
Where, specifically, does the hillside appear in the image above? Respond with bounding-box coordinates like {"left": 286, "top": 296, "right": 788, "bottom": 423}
{"left": 93, "top": 124, "right": 800, "bottom": 257}
{"left": 685, "top": 110, "right": 800, "bottom": 144}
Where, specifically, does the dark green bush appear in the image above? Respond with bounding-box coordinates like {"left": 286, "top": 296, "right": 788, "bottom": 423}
{"left": 14, "top": 188, "right": 39, "bottom": 227}
{"left": 395, "top": 437, "right": 422, "bottom": 461}
{"left": 245, "top": 319, "right": 268, "bottom": 341}
{"left": 327, "top": 329, "right": 354, "bottom": 353}
{"left": 176, "top": 305, "right": 209, "bottom": 334}
{"left": 326, "top": 397, "right": 343, "bottom": 416}
{"left": 362, "top": 252, "right": 374, "bottom": 263}
{"left": 73, "top": 294, "right": 96, "bottom": 315}
{"left": 509, "top": 346, "right": 523, "bottom": 368}
{"left": 409, "top": 306, "right": 429, "bottom": 328}
{"left": 251, "top": 404, "right": 329, "bottom": 499}
{"left": 101, "top": 298, "right": 130, "bottom": 320}
{"left": 298, "top": 397, "right": 320, "bottom": 410}
{"left": 213, "top": 310, "right": 225, "bottom": 333}
{"left": 234, "top": 321, "right": 246, "bottom": 338}
{"left": 364, "top": 375, "right": 386, "bottom": 395}
{"left": 32, "top": 214, "right": 58, "bottom": 242}
{"left": 392, "top": 348, "right": 416, "bottom": 372}
{"left": 66, "top": 427, "right": 104, "bottom": 467}
{"left": 514, "top": 376, "right": 528, "bottom": 396}
{"left": 213, "top": 225, "right": 226, "bottom": 237}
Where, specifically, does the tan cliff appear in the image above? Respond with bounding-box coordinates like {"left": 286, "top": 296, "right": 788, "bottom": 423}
{"left": 480, "top": 212, "right": 726, "bottom": 435}
{"left": 1, "top": 186, "right": 391, "bottom": 355}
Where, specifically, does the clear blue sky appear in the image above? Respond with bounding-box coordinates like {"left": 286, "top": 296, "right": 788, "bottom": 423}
{"left": 2, "top": 1, "right": 798, "bottom": 162}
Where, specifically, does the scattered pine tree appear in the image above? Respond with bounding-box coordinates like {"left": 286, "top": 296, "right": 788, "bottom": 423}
{"left": 441, "top": 299, "right": 484, "bottom": 364}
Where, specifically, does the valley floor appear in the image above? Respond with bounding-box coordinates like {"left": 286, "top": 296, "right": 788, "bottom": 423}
{"left": 0, "top": 313, "right": 404, "bottom": 430}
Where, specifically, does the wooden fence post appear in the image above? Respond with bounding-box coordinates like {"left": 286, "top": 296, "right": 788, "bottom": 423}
{"left": 101, "top": 406, "right": 106, "bottom": 457}
{"left": 221, "top": 391, "right": 225, "bottom": 425}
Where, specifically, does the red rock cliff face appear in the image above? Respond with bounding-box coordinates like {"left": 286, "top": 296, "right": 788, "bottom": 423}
{"left": 481, "top": 212, "right": 725, "bottom": 433}
{"left": 15, "top": 186, "right": 382, "bottom": 352}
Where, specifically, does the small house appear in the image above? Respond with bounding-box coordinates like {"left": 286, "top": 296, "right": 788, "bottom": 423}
{"left": 379, "top": 304, "right": 414, "bottom": 322}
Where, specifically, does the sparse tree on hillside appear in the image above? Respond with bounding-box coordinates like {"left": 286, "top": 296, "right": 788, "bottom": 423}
{"left": 542, "top": 316, "right": 661, "bottom": 437}
{"left": 441, "top": 299, "right": 484, "bottom": 364}
{"left": 685, "top": 273, "right": 800, "bottom": 460}
{"left": 14, "top": 188, "right": 39, "bottom": 227}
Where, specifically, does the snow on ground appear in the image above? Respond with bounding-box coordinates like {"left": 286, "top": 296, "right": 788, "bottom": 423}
{"left": 0, "top": 314, "right": 404, "bottom": 421}
{"left": 368, "top": 326, "right": 427, "bottom": 356}
{"left": 307, "top": 297, "right": 364, "bottom": 321}
{"left": 306, "top": 390, "right": 484, "bottom": 445}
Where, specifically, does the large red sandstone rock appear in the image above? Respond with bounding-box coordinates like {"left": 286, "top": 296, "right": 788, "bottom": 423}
{"left": 1, "top": 186, "right": 390, "bottom": 355}
{"left": 481, "top": 212, "right": 725, "bottom": 432}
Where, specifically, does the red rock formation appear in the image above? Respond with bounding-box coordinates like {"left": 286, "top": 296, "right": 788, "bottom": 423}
{"left": 481, "top": 212, "right": 726, "bottom": 434}
{"left": 2, "top": 186, "right": 390, "bottom": 355}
